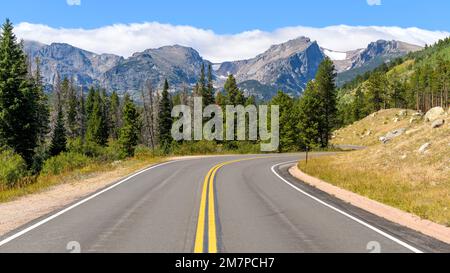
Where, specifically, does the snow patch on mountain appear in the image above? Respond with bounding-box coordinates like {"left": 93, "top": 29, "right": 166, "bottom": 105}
{"left": 323, "top": 49, "right": 347, "bottom": 61}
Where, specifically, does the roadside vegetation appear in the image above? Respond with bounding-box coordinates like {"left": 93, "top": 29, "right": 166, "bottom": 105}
{"left": 2, "top": 12, "right": 449, "bottom": 228}
{"left": 0, "top": 145, "right": 165, "bottom": 203}
{"left": 0, "top": 20, "right": 270, "bottom": 202}
{"left": 0, "top": 19, "right": 341, "bottom": 203}
{"left": 337, "top": 38, "right": 450, "bottom": 128}
{"left": 300, "top": 108, "right": 450, "bottom": 225}
{"left": 299, "top": 37, "right": 450, "bottom": 226}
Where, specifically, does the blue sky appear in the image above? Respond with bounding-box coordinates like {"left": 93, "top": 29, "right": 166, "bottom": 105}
{"left": 1, "top": 0, "right": 448, "bottom": 33}
{"left": 1, "top": 0, "right": 449, "bottom": 62}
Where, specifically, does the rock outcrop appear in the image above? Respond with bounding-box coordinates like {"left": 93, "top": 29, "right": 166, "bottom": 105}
{"left": 431, "top": 119, "right": 445, "bottom": 129}
{"left": 379, "top": 128, "right": 407, "bottom": 144}
{"left": 425, "top": 107, "right": 445, "bottom": 122}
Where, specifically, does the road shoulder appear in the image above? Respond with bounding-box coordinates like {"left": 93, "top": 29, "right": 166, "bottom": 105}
{"left": 289, "top": 165, "right": 450, "bottom": 245}
{"left": 0, "top": 154, "right": 243, "bottom": 238}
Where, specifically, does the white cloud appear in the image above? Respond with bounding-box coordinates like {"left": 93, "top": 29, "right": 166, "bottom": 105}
{"left": 14, "top": 22, "right": 449, "bottom": 63}
{"left": 367, "top": 0, "right": 382, "bottom": 6}
{"left": 66, "top": 0, "right": 81, "bottom": 6}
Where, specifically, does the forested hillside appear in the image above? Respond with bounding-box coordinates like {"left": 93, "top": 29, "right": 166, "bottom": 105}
{"left": 337, "top": 37, "right": 450, "bottom": 127}
{"left": 1, "top": 19, "right": 343, "bottom": 194}
{"left": 2, "top": 16, "right": 448, "bottom": 203}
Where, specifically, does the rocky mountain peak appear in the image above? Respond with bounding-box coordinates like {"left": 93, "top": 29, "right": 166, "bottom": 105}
{"left": 23, "top": 37, "right": 422, "bottom": 100}
{"left": 263, "top": 37, "right": 314, "bottom": 60}
{"left": 350, "top": 40, "right": 421, "bottom": 70}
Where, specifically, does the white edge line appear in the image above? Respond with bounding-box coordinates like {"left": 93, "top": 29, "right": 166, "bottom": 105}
{"left": 0, "top": 160, "right": 180, "bottom": 247}
{"left": 271, "top": 161, "right": 424, "bottom": 254}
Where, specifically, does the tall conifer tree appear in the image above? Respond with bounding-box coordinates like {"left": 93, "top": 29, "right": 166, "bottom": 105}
{"left": 0, "top": 19, "right": 48, "bottom": 165}
{"left": 158, "top": 79, "right": 173, "bottom": 151}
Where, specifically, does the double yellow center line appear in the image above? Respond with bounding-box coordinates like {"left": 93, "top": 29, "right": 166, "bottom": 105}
{"left": 194, "top": 158, "right": 263, "bottom": 253}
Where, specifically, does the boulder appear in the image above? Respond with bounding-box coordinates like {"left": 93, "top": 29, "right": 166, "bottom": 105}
{"left": 398, "top": 110, "right": 408, "bottom": 117}
{"left": 425, "top": 107, "right": 445, "bottom": 122}
{"left": 379, "top": 128, "right": 406, "bottom": 144}
{"left": 379, "top": 136, "right": 388, "bottom": 144}
{"left": 431, "top": 119, "right": 445, "bottom": 129}
{"left": 418, "top": 143, "right": 431, "bottom": 154}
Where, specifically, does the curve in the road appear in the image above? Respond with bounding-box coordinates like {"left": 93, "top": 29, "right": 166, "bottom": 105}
{"left": 271, "top": 161, "right": 422, "bottom": 253}
{"left": 0, "top": 154, "right": 448, "bottom": 253}
{"left": 194, "top": 157, "right": 267, "bottom": 253}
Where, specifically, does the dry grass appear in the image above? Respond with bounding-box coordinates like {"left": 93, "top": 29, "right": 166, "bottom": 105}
{"left": 0, "top": 155, "right": 166, "bottom": 203}
{"left": 332, "top": 109, "right": 420, "bottom": 146}
{"left": 302, "top": 108, "right": 450, "bottom": 226}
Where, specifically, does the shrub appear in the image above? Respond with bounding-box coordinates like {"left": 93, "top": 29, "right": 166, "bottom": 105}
{"left": 102, "top": 140, "right": 127, "bottom": 161}
{"left": 30, "top": 146, "right": 49, "bottom": 174}
{"left": 67, "top": 138, "right": 126, "bottom": 162}
{"left": 134, "top": 145, "right": 156, "bottom": 159}
{"left": 0, "top": 148, "right": 29, "bottom": 188}
{"left": 67, "top": 138, "right": 104, "bottom": 158}
{"left": 234, "top": 142, "right": 261, "bottom": 154}
{"left": 41, "top": 152, "right": 92, "bottom": 176}
{"left": 172, "top": 140, "right": 219, "bottom": 155}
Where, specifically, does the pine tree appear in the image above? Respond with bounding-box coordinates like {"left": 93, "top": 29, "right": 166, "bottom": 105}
{"left": 315, "top": 58, "right": 337, "bottom": 148}
{"left": 77, "top": 88, "right": 86, "bottom": 141}
{"left": 270, "top": 91, "right": 299, "bottom": 152}
{"left": 224, "top": 75, "right": 242, "bottom": 106}
{"left": 65, "top": 79, "right": 78, "bottom": 138}
{"left": 59, "top": 78, "right": 71, "bottom": 112}
{"left": 199, "top": 64, "right": 207, "bottom": 99}
{"left": 49, "top": 92, "right": 67, "bottom": 156}
{"left": 32, "top": 57, "right": 50, "bottom": 145}
{"left": 245, "top": 95, "right": 256, "bottom": 107}
{"left": 366, "top": 72, "right": 385, "bottom": 112}
{"left": 109, "top": 91, "right": 120, "bottom": 140}
{"left": 158, "top": 79, "right": 173, "bottom": 151}
{"left": 49, "top": 107, "right": 67, "bottom": 156}
{"left": 352, "top": 88, "right": 366, "bottom": 121}
{"left": 204, "top": 64, "right": 215, "bottom": 106}
{"left": 297, "top": 81, "right": 322, "bottom": 149}
{"left": 85, "top": 87, "right": 96, "bottom": 120}
{"left": 193, "top": 82, "right": 201, "bottom": 97}
{"left": 216, "top": 91, "right": 226, "bottom": 109}
{"left": 0, "top": 19, "right": 48, "bottom": 166}
{"left": 119, "top": 94, "right": 141, "bottom": 157}
{"left": 101, "top": 89, "right": 111, "bottom": 140}
{"left": 86, "top": 89, "right": 108, "bottom": 146}
{"left": 141, "top": 81, "right": 157, "bottom": 150}
{"left": 390, "top": 79, "right": 407, "bottom": 109}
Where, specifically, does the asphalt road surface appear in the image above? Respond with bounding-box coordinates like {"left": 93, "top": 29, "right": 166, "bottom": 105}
{"left": 0, "top": 154, "right": 449, "bottom": 253}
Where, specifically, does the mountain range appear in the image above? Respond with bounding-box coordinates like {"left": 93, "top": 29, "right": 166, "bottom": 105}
{"left": 23, "top": 37, "right": 422, "bottom": 100}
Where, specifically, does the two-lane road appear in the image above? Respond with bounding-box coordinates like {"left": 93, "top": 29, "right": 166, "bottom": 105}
{"left": 0, "top": 154, "right": 448, "bottom": 253}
